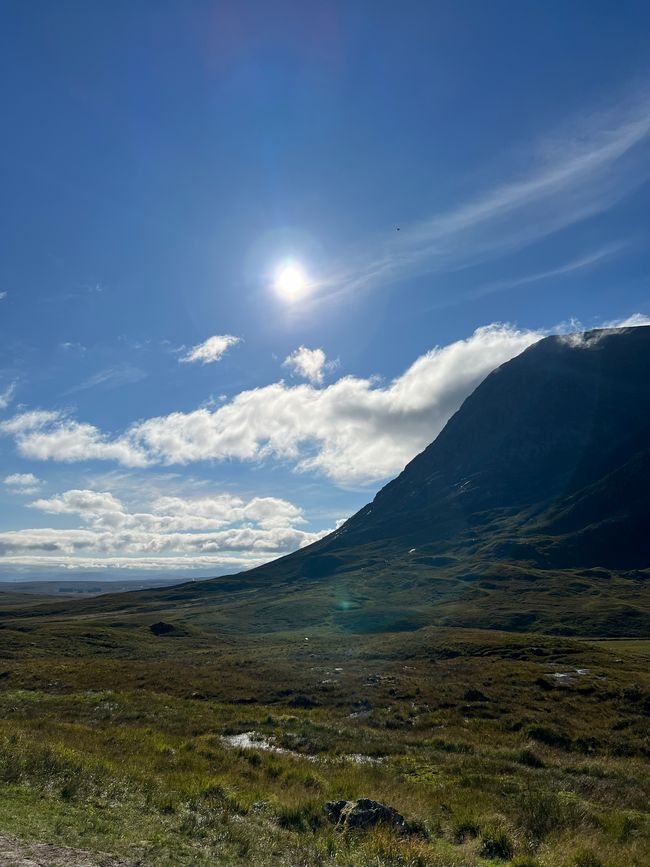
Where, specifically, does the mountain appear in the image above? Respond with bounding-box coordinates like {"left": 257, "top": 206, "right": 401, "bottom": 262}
{"left": 335, "top": 324, "right": 650, "bottom": 568}
{"left": 229, "top": 325, "right": 650, "bottom": 573}
{"left": 9, "top": 327, "right": 650, "bottom": 637}
{"left": 189, "top": 324, "right": 649, "bottom": 634}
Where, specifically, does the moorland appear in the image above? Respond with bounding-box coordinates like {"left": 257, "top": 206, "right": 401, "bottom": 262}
{"left": 0, "top": 327, "right": 648, "bottom": 866}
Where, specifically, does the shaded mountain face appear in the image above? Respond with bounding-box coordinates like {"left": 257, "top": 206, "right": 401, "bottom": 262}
{"left": 184, "top": 324, "right": 649, "bottom": 590}
{"left": 328, "top": 326, "right": 650, "bottom": 568}
{"left": 150, "top": 326, "right": 650, "bottom": 636}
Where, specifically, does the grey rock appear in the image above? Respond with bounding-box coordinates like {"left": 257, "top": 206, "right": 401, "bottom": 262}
{"left": 324, "top": 798, "right": 411, "bottom": 833}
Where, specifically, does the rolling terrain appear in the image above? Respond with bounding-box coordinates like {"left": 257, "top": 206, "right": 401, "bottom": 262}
{"left": 0, "top": 326, "right": 648, "bottom": 866}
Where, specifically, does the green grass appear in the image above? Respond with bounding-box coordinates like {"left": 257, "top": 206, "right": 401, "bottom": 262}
{"left": 0, "top": 594, "right": 647, "bottom": 865}
{"left": 586, "top": 639, "right": 650, "bottom": 658}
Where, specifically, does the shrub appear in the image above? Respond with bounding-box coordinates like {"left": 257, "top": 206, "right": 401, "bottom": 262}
{"left": 518, "top": 748, "right": 545, "bottom": 768}
{"left": 517, "top": 787, "right": 563, "bottom": 839}
{"left": 276, "top": 802, "right": 322, "bottom": 832}
{"left": 573, "top": 850, "right": 603, "bottom": 867}
{"left": 517, "top": 786, "right": 591, "bottom": 841}
{"left": 528, "top": 725, "right": 572, "bottom": 750}
{"left": 479, "top": 827, "right": 514, "bottom": 860}
{"left": 464, "top": 688, "right": 489, "bottom": 702}
{"left": 430, "top": 737, "right": 474, "bottom": 754}
{"left": 451, "top": 817, "right": 480, "bottom": 843}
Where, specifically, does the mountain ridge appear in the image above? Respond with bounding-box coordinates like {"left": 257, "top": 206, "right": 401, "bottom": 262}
{"left": 4, "top": 326, "right": 649, "bottom": 636}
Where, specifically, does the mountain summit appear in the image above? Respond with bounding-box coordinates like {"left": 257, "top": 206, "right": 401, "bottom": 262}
{"left": 194, "top": 325, "right": 649, "bottom": 634}
{"left": 333, "top": 325, "right": 650, "bottom": 568}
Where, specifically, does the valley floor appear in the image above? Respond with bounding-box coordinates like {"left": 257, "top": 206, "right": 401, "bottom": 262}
{"left": 0, "top": 599, "right": 647, "bottom": 867}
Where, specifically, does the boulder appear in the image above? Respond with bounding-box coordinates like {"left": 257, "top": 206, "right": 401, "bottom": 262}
{"left": 149, "top": 621, "right": 174, "bottom": 636}
{"left": 324, "top": 799, "right": 411, "bottom": 833}
{"left": 463, "top": 688, "right": 489, "bottom": 702}
{"left": 289, "top": 694, "right": 318, "bottom": 709}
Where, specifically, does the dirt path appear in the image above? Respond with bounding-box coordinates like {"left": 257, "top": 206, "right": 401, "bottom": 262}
{"left": 0, "top": 836, "right": 137, "bottom": 867}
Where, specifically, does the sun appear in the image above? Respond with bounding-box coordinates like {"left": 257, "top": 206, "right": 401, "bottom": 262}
{"left": 274, "top": 261, "right": 308, "bottom": 302}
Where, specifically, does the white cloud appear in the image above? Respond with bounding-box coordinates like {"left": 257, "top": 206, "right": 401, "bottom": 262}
{"left": 0, "top": 410, "right": 62, "bottom": 434}
{"left": 0, "top": 291, "right": 6, "bottom": 301}
{"left": 0, "top": 412, "right": 148, "bottom": 467}
{"left": 179, "top": 334, "right": 241, "bottom": 365}
{"left": 151, "top": 494, "right": 305, "bottom": 529}
{"left": 3, "top": 316, "right": 647, "bottom": 487}
{"left": 0, "top": 323, "right": 543, "bottom": 485}
{"left": 31, "top": 489, "right": 124, "bottom": 523}
{"left": 127, "top": 324, "right": 546, "bottom": 484}
{"left": 0, "top": 553, "right": 273, "bottom": 573}
{"left": 3, "top": 472, "right": 42, "bottom": 495}
{"left": 283, "top": 346, "right": 334, "bottom": 384}
{"left": 0, "top": 382, "right": 16, "bottom": 410}
{"left": 0, "top": 487, "right": 330, "bottom": 572}
{"left": 603, "top": 313, "right": 650, "bottom": 328}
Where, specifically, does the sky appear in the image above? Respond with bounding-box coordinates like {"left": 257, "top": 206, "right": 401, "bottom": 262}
{"left": 1, "top": 1, "right": 650, "bottom": 580}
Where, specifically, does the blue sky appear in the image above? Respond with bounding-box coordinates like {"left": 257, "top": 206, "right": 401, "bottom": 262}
{"left": 1, "top": 1, "right": 649, "bottom": 578}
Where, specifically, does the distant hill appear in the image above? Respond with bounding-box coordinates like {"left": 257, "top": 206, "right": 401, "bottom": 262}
{"left": 7, "top": 327, "right": 649, "bottom": 637}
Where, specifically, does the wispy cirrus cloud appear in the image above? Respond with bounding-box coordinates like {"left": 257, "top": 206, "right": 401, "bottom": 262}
{"left": 0, "top": 382, "right": 17, "bottom": 410}
{"left": 311, "top": 96, "right": 650, "bottom": 302}
{"left": 179, "top": 334, "right": 241, "bottom": 365}
{"left": 462, "top": 241, "right": 629, "bottom": 304}
{"left": 65, "top": 363, "right": 147, "bottom": 394}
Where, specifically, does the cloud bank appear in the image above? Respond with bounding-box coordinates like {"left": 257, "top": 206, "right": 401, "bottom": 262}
{"left": 2, "top": 317, "right": 647, "bottom": 488}
{"left": 1, "top": 323, "right": 545, "bottom": 484}
{"left": 0, "top": 488, "right": 328, "bottom": 573}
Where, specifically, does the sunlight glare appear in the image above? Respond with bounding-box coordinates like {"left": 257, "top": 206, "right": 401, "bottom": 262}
{"left": 274, "top": 262, "right": 309, "bottom": 302}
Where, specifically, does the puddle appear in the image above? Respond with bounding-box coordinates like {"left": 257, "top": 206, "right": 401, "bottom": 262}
{"left": 346, "top": 753, "right": 382, "bottom": 764}
{"left": 548, "top": 668, "right": 591, "bottom": 683}
{"left": 223, "top": 732, "right": 280, "bottom": 752}
{"left": 222, "top": 731, "right": 382, "bottom": 765}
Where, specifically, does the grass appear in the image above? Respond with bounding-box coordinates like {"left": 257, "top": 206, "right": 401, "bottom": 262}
{"left": 0, "top": 592, "right": 647, "bottom": 865}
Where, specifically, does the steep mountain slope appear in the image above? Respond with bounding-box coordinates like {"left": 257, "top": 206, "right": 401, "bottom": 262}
{"left": 331, "top": 325, "right": 650, "bottom": 567}
{"left": 6, "top": 326, "right": 649, "bottom": 636}
{"left": 178, "top": 324, "right": 649, "bottom": 634}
